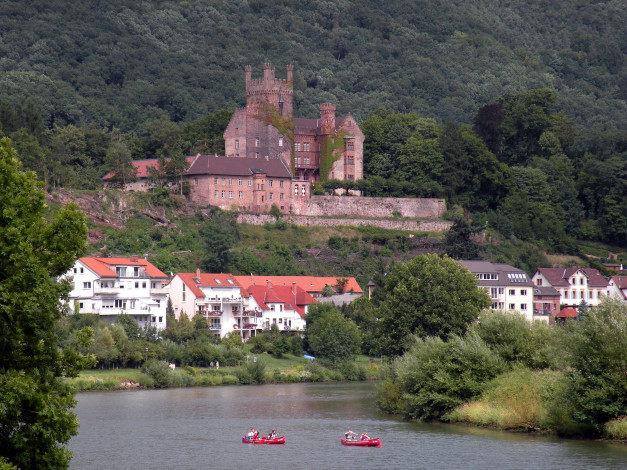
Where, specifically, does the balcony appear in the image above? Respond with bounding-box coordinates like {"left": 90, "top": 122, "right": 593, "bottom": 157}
{"left": 150, "top": 287, "right": 169, "bottom": 295}
{"left": 94, "top": 287, "right": 120, "bottom": 295}
{"left": 233, "top": 322, "right": 258, "bottom": 330}
{"left": 234, "top": 310, "right": 260, "bottom": 317}
{"left": 209, "top": 325, "right": 222, "bottom": 330}
{"left": 198, "top": 310, "right": 223, "bottom": 317}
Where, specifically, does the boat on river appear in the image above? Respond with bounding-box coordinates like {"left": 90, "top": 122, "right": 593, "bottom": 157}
{"left": 341, "top": 437, "right": 382, "bottom": 447}
{"left": 242, "top": 436, "right": 286, "bottom": 444}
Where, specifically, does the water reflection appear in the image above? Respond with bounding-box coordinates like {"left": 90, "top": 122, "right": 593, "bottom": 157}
{"left": 68, "top": 382, "right": 627, "bottom": 470}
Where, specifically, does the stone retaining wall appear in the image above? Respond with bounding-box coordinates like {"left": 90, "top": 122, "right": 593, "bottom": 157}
{"left": 301, "top": 196, "right": 446, "bottom": 218}
{"left": 236, "top": 213, "right": 452, "bottom": 232}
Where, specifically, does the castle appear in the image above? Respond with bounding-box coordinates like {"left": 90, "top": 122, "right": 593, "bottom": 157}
{"left": 223, "top": 64, "right": 364, "bottom": 182}
{"left": 104, "top": 64, "right": 364, "bottom": 215}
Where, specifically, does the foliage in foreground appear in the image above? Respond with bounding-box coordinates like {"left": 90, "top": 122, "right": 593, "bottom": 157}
{"left": 0, "top": 138, "right": 89, "bottom": 469}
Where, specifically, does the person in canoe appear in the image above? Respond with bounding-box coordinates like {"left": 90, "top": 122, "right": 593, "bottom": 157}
{"left": 268, "top": 430, "right": 277, "bottom": 439}
{"left": 344, "top": 430, "right": 357, "bottom": 440}
{"left": 246, "top": 428, "right": 258, "bottom": 440}
{"left": 360, "top": 432, "right": 370, "bottom": 441}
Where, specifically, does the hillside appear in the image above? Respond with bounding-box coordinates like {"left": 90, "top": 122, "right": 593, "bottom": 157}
{"left": 0, "top": 0, "right": 624, "bottom": 131}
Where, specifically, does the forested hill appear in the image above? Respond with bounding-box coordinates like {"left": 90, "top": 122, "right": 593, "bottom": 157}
{"left": 0, "top": 0, "right": 624, "bottom": 131}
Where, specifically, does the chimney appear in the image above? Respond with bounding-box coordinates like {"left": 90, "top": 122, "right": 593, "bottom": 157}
{"left": 130, "top": 255, "right": 138, "bottom": 262}
{"left": 266, "top": 279, "right": 272, "bottom": 288}
{"left": 291, "top": 282, "right": 297, "bottom": 294}
{"left": 196, "top": 269, "right": 201, "bottom": 279}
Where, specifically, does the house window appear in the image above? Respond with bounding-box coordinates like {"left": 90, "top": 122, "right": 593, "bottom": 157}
{"left": 279, "top": 318, "right": 282, "bottom": 324}
{"left": 588, "top": 290, "right": 593, "bottom": 298}
{"left": 269, "top": 193, "right": 273, "bottom": 200}
{"left": 255, "top": 137, "right": 260, "bottom": 147}
{"left": 498, "top": 288, "right": 504, "bottom": 294}
{"left": 79, "top": 302, "right": 83, "bottom": 309}
{"left": 214, "top": 177, "right": 218, "bottom": 184}
{"left": 135, "top": 282, "right": 139, "bottom": 288}
{"left": 580, "top": 278, "right": 584, "bottom": 285}
{"left": 520, "top": 289, "right": 527, "bottom": 296}
{"left": 536, "top": 279, "right": 542, "bottom": 286}
{"left": 280, "top": 193, "right": 284, "bottom": 200}
{"left": 228, "top": 178, "right": 233, "bottom": 185}
{"left": 159, "top": 316, "right": 163, "bottom": 323}
{"left": 182, "top": 292, "right": 186, "bottom": 301}
{"left": 269, "top": 180, "right": 273, "bottom": 187}
{"left": 295, "top": 143, "right": 301, "bottom": 151}
{"left": 509, "top": 303, "right": 515, "bottom": 310}
{"left": 229, "top": 191, "right": 233, "bottom": 199}
{"left": 304, "top": 143, "right": 310, "bottom": 151}
{"left": 73, "top": 268, "right": 77, "bottom": 273}
{"left": 280, "top": 180, "right": 284, "bottom": 188}
{"left": 194, "top": 177, "right": 198, "bottom": 185}
{"left": 564, "top": 291, "right": 569, "bottom": 299}
{"left": 521, "top": 303, "right": 527, "bottom": 310}
{"left": 235, "top": 139, "right": 239, "bottom": 149}
{"left": 80, "top": 268, "right": 84, "bottom": 273}
{"left": 220, "top": 178, "right": 224, "bottom": 185}
{"left": 509, "top": 289, "right": 515, "bottom": 296}
{"left": 295, "top": 157, "right": 301, "bottom": 165}
{"left": 239, "top": 191, "right": 243, "bottom": 199}
{"left": 346, "top": 142, "right": 354, "bottom": 150}
{"left": 491, "top": 302, "right": 498, "bottom": 309}
{"left": 348, "top": 174, "right": 354, "bottom": 180}
{"left": 221, "top": 191, "right": 226, "bottom": 198}
{"left": 83, "top": 282, "right": 91, "bottom": 289}
{"left": 490, "top": 288, "right": 498, "bottom": 299}
{"left": 304, "top": 157, "right": 310, "bottom": 164}
{"left": 255, "top": 152, "right": 259, "bottom": 158}
{"left": 580, "top": 291, "right": 584, "bottom": 299}
{"left": 248, "top": 179, "right": 252, "bottom": 186}
{"left": 214, "top": 190, "right": 219, "bottom": 198}
{"left": 238, "top": 178, "right": 242, "bottom": 186}
{"left": 152, "top": 316, "right": 156, "bottom": 323}
{"left": 279, "top": 138, "right": 283, "bottom": 147}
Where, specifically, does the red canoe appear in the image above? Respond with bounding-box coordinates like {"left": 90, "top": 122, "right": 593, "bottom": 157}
{"left": 341, "top": 438, "right": 382, "bottom": 447}
{"left": 242, "top": 436, "right": 286, "bottom": 444}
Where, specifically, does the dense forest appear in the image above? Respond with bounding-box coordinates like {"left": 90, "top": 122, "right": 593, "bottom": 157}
{"left": 0, "top": 0, "right": 625, "bottom": 252}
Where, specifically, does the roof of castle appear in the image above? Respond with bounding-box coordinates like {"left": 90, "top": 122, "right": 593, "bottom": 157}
{"left": 293, "top": 115, "right": 357, "bottom": 135}
{"left": 187, "top": 154, "right": 292, "bottom": 178}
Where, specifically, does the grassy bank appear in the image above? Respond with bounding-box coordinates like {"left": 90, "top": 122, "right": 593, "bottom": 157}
{"left": 69, "top": 353, "right": 382, "bottom": 392}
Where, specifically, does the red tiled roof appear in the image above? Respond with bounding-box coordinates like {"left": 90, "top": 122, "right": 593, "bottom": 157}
{"left": 581, "top": 268, "right": 609, "bottom": 287}
{"left": 535, "top": 267, "right": 608, "bottom": 288}
{"left": 103, "top": 157, "right": 196, "bottom": 180}
{"left": 556, "top": 307, "right": 578, "bottom": 318}
{"left": 611, "top": 276, "right": 627, "bottom": 289}
{"left": 176, "top": 272, "right": 245, "bottom": 299}
{"left": 535, "top": 268, "right": 572, "bottom": 287}
{"left": 247, "top": 284, "right": 316, "bottom": 317}
{"left": 79, "top": 257, "right": 167, "bottom": 278}
{"left": 234, "top": 275, "right": 363, "bottom": 294}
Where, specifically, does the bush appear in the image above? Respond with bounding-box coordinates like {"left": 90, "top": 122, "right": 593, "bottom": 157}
{"left": 137, "top": 373, "right": 155, "bottom": 388}
{"left": 338, "top": 361, "right": 359, "bottom": 381}
{"left": 170, "top": 370, "right": 193, "bottom": 387}
{"left": 141, "top": 360, "right": 172, "bottom": 388}
{"left": 305, "top": 361, "right": 327, "bottom": 382}
{"left": 604, "top": 417, "right": 627, "bottom": 440}
{"left": 245, "top": 359, "right": 267, "bottom": 384}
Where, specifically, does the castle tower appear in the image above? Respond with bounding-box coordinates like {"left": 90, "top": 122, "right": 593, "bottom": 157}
{"left": 245, "top": 64, "right": 293, "bottom": 118}
{"left": 319, "top": 103, "right": 336, "bottom": 135}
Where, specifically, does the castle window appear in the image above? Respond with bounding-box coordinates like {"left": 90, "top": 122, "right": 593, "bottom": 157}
{"left": 295, "top": 157, "right": 301, "bottom": 165}
{"left": 302, "top": 186, "right": 306, "bottom": 196}
{"left": 238, "top": 179, "right": 242, "bottom": 186}
{"left": 295, "top": 143, "right": 301, "bottom": 151}
{"left": 221, "top": 178, "right": 225, "bottom": 185}
{"left": 280, "top": 193, "right": 284, "bottom": 200}
{"left": 255, "top": 137, "right": 260, "bottom": 147}
{"left": 269, "top": 180, "right": 273, "bottom": 187}
{"left": 229, "top": 191, "right": 233, "bottom": 199}
{"left": 347, "top": 156, "right": 354, "bottom": 164}
{"left": 255, "top": 152, "right": 259, "bottom": 158}
{"left": 194, "top": 177, "right": 198, "bottom": 185}
{"left": 214, "top": 177, "right": 218, "bottom": 184}
{"left": 348, "top": 174, "right": 354, "bottom": 180}
{"left": 235, "top": 139, "right": 239, "bottom": 149}
{"left": 280, "top": 180, "right": 284, "bottom": 188}
{"left": 304, "top": 157, "right": 310, "bottom": 164}
{"left": 294, "top": 185, "right": 299, "bottom": 195}
{"left": 279, "top": 138, "right": 283, "bottom": 147}
{"left": 221, "top": 191, "right": 226, "bottom": 198}
{"left": 304, "top": 143, "right": 310, "bottom": 151}
{"left": 248, "top": 179, "right": 252, "bottom": 186}
{"left": 214, "top": 190, "right": 218, "bottom": 198}
{"left": 228, "top": 178, "right": 233, "bottom": 185}
{"left": 239, "top": 191, "right": 243, "bottom": 199}
{"left": 269, "top": 193, "right": 273, "bottom": 200}
{"left": 346, "top": 142, "right": 354, "bottom": 150}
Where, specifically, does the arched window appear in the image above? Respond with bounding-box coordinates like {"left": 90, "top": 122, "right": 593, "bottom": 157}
{"left": 294, "top": 185, "right": 299, "bottom": 195}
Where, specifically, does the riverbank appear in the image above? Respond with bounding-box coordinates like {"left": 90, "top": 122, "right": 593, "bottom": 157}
{"left": 69, "top": 353, "right": 382, "bottom": 392}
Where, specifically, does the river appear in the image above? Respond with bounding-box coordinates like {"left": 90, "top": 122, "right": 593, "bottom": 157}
{"left": 68, "top": 382, "right": 626, "bottom": 470}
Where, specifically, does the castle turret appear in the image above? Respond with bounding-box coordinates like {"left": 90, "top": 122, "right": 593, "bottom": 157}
{"left": 245, "top": 64, "right": 293, "bottom": 118}
{"left": 286, "top": 65, "right": 294, "bottom": 84}
{"left": 319, "top": 103, "right": 336, "bottom": 135}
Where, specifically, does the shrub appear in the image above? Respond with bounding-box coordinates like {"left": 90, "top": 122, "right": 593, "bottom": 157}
{"left": 338, "top": 361, "right": 359, "bottom": 381}
{"left": 305, "top": 361, "right": 327, "bottom": 382}
{"left": 245, "top": 359, "right": 267, "bottom": 384}
{"left": 604, "top": 416, "right": 627, "bottom": 440}
{"left": 170, "top": 370, "right": 193, "bottom": 387}
{"left": 141, "top": 360, "right": 172, "bottom": 388}
{"left": 221, "top": 375, "right": 239, "bottom": 385}
{"left": 137, "top": 373, "right": 155, "bottom": 388}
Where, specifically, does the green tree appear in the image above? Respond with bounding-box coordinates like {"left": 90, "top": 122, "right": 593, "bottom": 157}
{"left": 442, "top": 217, "right": 482, "bottom": 260}
{"left": 376, "top": 254, "right": 490, "bottom": 357}
{"left": 0, "top": 137, "right": 89, "bottom": 469}
{"left": 104, "top": 140, "right": 137, "bottom": 188}
{"left": 200, "top": 208, "right": 239, "bottom": 272}
{"left": 305, "top": 304, "right": 361, "bottom": 364}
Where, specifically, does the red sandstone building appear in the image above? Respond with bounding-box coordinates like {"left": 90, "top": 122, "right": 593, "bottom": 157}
{"left": 104, "top": 64, "right": 363, "bottom": 214}
{"left": 223, "top": 64, "right": 364, "bottom": 182}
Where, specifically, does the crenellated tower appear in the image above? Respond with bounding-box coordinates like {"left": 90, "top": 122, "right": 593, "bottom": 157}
{"left": 245, "top": 64, "right": 293, "bottom": 118}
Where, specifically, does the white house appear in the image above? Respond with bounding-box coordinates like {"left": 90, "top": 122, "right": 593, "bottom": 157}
{"left": 64, "top": 256, "right": 169, "bottom": 330}
{"left": 245, "top": 284, "right": 315, "bottom": 333}
{"left": 168, "top": 271, "right": 250, "bottom": 339}
{"left": 532, "top": 267, "right": 609, "bottom": 308}
{"left": 607, "top": 276, "right": 627, "bottom": 303}
{"left": 460, "top": 260, "right": 535, "bottom": 320}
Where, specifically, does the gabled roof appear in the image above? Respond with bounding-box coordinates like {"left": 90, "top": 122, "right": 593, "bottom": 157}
{"left": 534, "top": 267, "right": 609, "bottom": 288}
{"left": 176, "top": 272, "right": 245, "bottom": 299}
{"left": 460, "top": 260, "right": 533, "bottom": 287}
{"left": 102, "top": 157, "right": 196, "bottom": 180}
{"left": 556, "top": 307, "right": 578, "bottom": 318}
{"left": 533, "top": 286, "right": 560, "bottom": 297}
{"left": 186, "top": 154, "right": 292, "bottom": 178}
{"left": 79, "top": 257, "right": 167, "bottom": 278}
{"left": 610, "top": 276, "right": 627, "bottom": 299}
{"left": 234, "top": 275, "right": 363, "bottom": 294}
{"left": 247, "top": 284, "right": 316, "bottom": 317}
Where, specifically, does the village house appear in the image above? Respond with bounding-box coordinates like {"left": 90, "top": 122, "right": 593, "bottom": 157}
{"left": 532, "top": 286, "right": 561, "bottom": 321}
{"left": 233, "top": 275, "right": 362, "bottom": 298}
{"left": 460, "top": 260, "right": 535, "bottom": 321}
{"left": 607, "top": 276, "right": 627, "bottom": 302}
{"left": 532, "top": 267, "right": 610, "bottom": 308}
{"left": 245, "top": 283, "right": 315, "bottom": 333}
{"left": 63, "top": 256, "right": 169, "bottom": 330}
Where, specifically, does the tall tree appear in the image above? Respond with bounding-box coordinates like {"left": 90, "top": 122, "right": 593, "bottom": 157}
{"left": 104, "top": 141, "right": 137, "bottom": 188}
{"left": 376, "top": 254, "right": 490, "bottom": 357}
{"left": 0, "top": 137, "right": 89, "bottom": 469}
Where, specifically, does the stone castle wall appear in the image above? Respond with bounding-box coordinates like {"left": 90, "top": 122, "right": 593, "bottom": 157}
{"left": 237, "top": 213, "right": 452, "bottom": 232}
{"left": 298, "top": 196, "right": 446, "bottom": 219}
